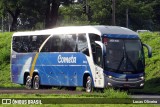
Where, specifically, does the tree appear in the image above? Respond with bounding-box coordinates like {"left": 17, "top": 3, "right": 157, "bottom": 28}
{"left": 0, "top": 0, "right": 22, "bottom": 31}
{"left": 23, "top": 0, "right": 74, "bottom": 29}
{"left": 45, "top": 0, "right": 60, "bottom": 28}
{"left": 115, "top": 0, "right": 154, "bottom": 30}
{"left": 152, "top": 0, "right": 160, "bottom": 30}
{"left": 89, "top": 0, "right": 112, "bottom": 25}
{"left": 0, "top": 0, "right": 75, "bottom": 31}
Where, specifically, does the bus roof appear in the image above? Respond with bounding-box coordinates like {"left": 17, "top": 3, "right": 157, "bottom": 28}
{"left": 12, "top": 25, "right": 138, "bottom": 37}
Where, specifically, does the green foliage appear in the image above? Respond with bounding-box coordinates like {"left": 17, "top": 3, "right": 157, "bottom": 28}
{"left": 89, "top": 0, "right": 111, "bottom": 25}
{"left": 0, "top": 32, "right": 12, "bottom": 64}
{"left": 0, "top": 32, "right": 21, "bottom": 87}
{"left": 58, "top": 4, "right": 91, "bottom": 26}
{"left": 1, "top": 0, "right": 160, "bottom": 30}
{"left": 132, "top": 32, "right": 160, "bottom": 94}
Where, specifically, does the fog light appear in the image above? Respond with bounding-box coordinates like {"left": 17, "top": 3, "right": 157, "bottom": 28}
{"left": 108, "top": 76, "right": 112, "bottom": 79}
{"left": 140, "top": 76, "right": 144, "bottom": 80}
{"left": 140, "top": 83, "right": 144, "bottom": 87}
{"left": 108, "top": 82, "right": 112, "bottom": 86}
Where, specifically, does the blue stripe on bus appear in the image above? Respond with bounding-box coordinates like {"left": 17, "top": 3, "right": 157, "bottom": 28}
{"left": 103, "top": 34, "right": 139, "bottom": 39}
{"left": 11, "top": 53, "right": 92, "bottom": 87}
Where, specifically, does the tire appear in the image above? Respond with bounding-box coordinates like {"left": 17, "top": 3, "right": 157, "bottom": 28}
{"left": 85, "top": 76, "right": 92, "bottom": 93}
{"left": 33, "top": 75, "right": 40, "bottom": 89}
{"left": 25, "top": 76, "right": 32, "bottom": 89}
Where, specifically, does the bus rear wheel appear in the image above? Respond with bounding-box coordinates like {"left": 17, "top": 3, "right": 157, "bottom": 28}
{"left": 33, "top": 75, "right": 40, "bottom": 89}
{"left": 25, "top": 76, "right": 32, "bottom": 89}
{"left": 85, "top": 76, "right": 92, "bottom": 93}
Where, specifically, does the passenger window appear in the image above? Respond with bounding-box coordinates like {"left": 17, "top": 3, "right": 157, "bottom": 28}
{"left": 51, "top": 36, "right": 62, "bottom": 52}
{"left": 89, "top": 33, "right": 101, "bottom": 43}
{"left": 77, "top": 34, "right": 89, "bottom": 56}
{"left": 41, "top": 35, "right": 62, "bottom": 52}
{"left": 61, "top": 34, "right": 77, "bottom": 52}
{"left": 95, "top": 45, "right": 103, "bottom": 67}
{"left": 12, "top": 35, "right": 49, "bottom": 53}
{"left": 12, "top": 36, "right": 22, "bottom": 52}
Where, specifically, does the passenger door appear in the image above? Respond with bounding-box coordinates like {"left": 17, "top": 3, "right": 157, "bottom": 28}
{"left": 93, "top": 42, "right": 105, "bottom": 88}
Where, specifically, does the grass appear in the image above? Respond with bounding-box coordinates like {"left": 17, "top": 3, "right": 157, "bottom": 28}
{"left": 130, "top": 32, "right": 160, "bottom": 94}
{"left": 0, "top": 32, "right": 21, "bottom": 88}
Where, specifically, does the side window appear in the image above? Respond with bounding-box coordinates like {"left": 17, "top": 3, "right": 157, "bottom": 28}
{"left": 12, "top": 36, "right": 30, "bottom": 53}
{"left": 61, "top": 34, "right": 77, "bottom": 52}
{"left": 12, "top": 35, "right": 49, "bottom": 53}
{"left": 30, "top": 36, "right": 38, "bottom": 52}
{"left": 41, "top": 36, "right": 52, "bottom": 52}
{"left": 89, "top": 34, "right": 101, "bottom": 62}
{"left": 30, "top": 35, "right": 49, "bottom": 52}
{"left": 51, "top": 35, "right": 62, "bottom": 52}
{"left": 41, "top": 35, "right": 62, "bottom": 52}
{"left": 89, "top": 33, "right": 101, "bottom": 43}
{"left": 77, "top": 33, "right": 89, "bottom": 56}
{"left": 12, "top": 36, "right": 22, "bottom": 52}
{"left": 95, "top": 45, "right": 103, "bottom": 67}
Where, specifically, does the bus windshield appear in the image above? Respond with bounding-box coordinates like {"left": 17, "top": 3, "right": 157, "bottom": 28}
{"left": 103, "top": 38, "right": 145, "bottom": 74}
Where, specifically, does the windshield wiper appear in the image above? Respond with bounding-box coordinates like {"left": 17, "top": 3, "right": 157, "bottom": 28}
{"left": 125, "top": 53, "right": 137, "bottom": 72}
{"left": 116, "top": 56, "right": 124, "bottom": 72}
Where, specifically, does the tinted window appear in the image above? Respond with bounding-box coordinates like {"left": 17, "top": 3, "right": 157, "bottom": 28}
{"left": 61, "top": 34, "right": 77, "bottom": 52}
{"left": 41, "top": 35, "right": 62, "bottom": 52}
{"left": 105, "top": 39, "right": 124, "bottom": 70}
{"left": 77, "top": 34, "right": 89, "bottom": 56}
{"left": 89, "top": 33, "right": 101, "bottom": 44}
{"left": 12, "top": 35, "right": 49, "bottom": 53}
{"left": 94, "top": 45, "right": 103, "bottom": 67}
{"left": 103, "top": 37, "right": 145, "bottom": 74}
{"left": 42, "top": 34, "right": 77, "bottom": 52}
{"left": 89, "top": 33, "right": 101, "bottom": 60}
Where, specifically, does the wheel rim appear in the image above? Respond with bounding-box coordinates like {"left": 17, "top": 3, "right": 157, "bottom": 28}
{"left": 25, "top": 76, "right": 32, "bottom": 89}
{"left": 34, "top": 76, "right": 39, "bottom": 89}
{"left": 86, "top": 76, "right": 92, "bottom": 92}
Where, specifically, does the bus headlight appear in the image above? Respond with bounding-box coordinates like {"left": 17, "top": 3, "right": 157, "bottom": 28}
{"left": 108, "top": 75, "right": 112, "bottom": 79}
{"left": 108, "top": 82, "right": 112, "bottom": 86}
{"left": 140, "top": 76, "right": 144, "bottom": 80}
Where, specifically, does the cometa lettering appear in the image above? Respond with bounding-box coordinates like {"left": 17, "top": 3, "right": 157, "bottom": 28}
{"left": 58, "top": 55, "right": 76, "bottom": 63}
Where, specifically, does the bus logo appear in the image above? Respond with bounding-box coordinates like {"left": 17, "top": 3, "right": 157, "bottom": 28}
{"left": 57, "top": 55, "right": 76, "bottom": 63}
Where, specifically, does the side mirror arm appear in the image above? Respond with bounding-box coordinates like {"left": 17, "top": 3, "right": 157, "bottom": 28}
{"left": 143, "top": 43, "right": 152, "bottom": 58}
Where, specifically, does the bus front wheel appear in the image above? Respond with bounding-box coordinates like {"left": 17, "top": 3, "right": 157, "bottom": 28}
{"left": 33, "top": 75, "right": 40, "bottom": 89}
{"left": 85, "top": 76, "right": 92, "bottom": 93}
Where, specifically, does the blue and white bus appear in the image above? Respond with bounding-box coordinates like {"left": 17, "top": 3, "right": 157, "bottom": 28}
{"left": 11, "top": 26, "right": 152, "bottom": 92}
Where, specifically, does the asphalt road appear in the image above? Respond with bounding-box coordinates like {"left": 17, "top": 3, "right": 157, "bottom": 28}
{"left": 0, "top": 88, "right": 160, "bottom": 99}
{"left": 0, "top": 88, "right": 83, "bottom": 94}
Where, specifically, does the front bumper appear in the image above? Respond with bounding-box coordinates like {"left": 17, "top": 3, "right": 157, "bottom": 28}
{"left": 105, "top": 76, "right": 144, "bottom": 89}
